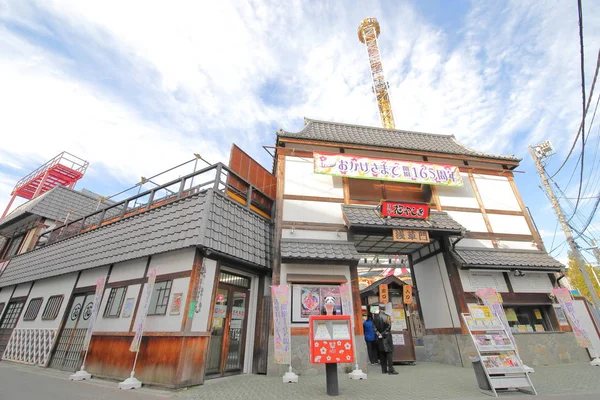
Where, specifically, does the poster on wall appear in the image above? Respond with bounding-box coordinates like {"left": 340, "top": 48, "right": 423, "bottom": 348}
{"left": 122, "top": 298, "right": 135, "bottom": 318}
{"left": 300, "top": 287, "right": 321, "bottom": 318}
{"left": 391, "top": 308, "right": 407, "bottom": 331}
{"left": 320, "top": 286, "right": 342, "bottom": 315}
{"left": 553, "top": 304, "right": 569, "bottom": 326}
{"left": 170, "top": 293, "right": 183, "bottom": 315}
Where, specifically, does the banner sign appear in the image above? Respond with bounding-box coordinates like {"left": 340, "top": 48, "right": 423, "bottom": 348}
{"left": 403, "top": 284, "right": 413, "bottom": 304}
{"left": 552, "top": 288, "right": 592, "bottom": 347}
{"left": 379, "top": 283, "right": 389, "bottom": 303}
{"left": 82, "top": 277, "right": 106, "bottom": 351}
{"left": 380, "top": 201, "right": 429, "bottom": 219}
{"left": 339, "top": 283, "right": 353, "bottom": 318}
{"left": 313, "top": 151, "right": 463, "bottom": 187}
{"left": 272, "top": 286, "right": 291, "bottom": 364}
{"left": 130, "top": 268, "right": 157, "bottom": 352}
{"left": 392, "top": 229, "right": 430, "bottom": 243}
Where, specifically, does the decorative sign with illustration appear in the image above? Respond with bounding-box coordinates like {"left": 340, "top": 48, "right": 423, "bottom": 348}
{"left": 391, "top": 308, "right": 407, "bottom": 331}
{"left": 300, "top": 287, "right": 321, "bottom": 318}
{"left": 392, "top": 229, "right": 429, "bottom": 243}
{"left": 403, "top": 285, "right": 413, "bottom": 304}
{"left": 170, "top": 293, "right": 182, "bottom": 315}
{"left": 380, "top": 201, "right": 430, "bottom": 219}
{"left": 122, "top": 298, "right": 135, "bottom": 318}
{"left": 379, "top": 283, "right": 389, "bottom": 303}
{"left": 309, "top": 315, "right": 355, "bottom": 364}
{"left": 313, "top": 151, "right": 464, "bottom": 187}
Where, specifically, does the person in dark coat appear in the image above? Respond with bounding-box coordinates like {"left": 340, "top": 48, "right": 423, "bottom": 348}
{"left": 373, "top": 304, "right": 398, "bottom": 374}
{"left": 362, "top": 314, "right": 378, "bottom": 364}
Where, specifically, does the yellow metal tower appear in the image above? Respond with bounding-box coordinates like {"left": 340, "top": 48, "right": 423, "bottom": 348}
{"left": 358, "top": 17, "right": 396, "bottom": 130}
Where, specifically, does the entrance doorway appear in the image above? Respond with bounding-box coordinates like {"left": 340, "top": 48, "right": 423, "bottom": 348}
{"left": 206, "top": 272, "right": 250, "bottom": 377}
{"left": 50, "top": 292, "right": 94, "bottom": 371}
{"left": 0, "top": 301, "right": 25, "bottom": 356}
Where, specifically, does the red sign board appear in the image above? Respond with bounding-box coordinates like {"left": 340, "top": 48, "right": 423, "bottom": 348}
{"left": 309, "top": 315, "right": 355, "bottom": 364}
{"left": 380, "top": 201, "right": 429, "bottom": 219}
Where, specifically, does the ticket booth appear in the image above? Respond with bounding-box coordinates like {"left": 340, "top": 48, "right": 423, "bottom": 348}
{"left": 360, "top": 275, "right": 416, "bottom": 363}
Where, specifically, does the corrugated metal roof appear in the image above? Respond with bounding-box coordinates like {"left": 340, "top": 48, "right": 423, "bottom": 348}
{"left": 452, "top": 247, "right": 564, "bottom": 271}
{"left": 281, "top": 239, "right": 360, "bottom": 261}
{"left": 0, "top": 189, "right": 273, "bottom": 287}
{"left": 342, "top": 205, "right": 465, "bottom": 233}
{"left": 278, "top": 119, "right": 520, "bottom": 163}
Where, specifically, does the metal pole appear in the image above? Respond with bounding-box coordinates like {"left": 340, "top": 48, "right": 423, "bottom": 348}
{"left": 588, "top": 240, "right": 600, "bottom": 289}
{"left": 529, "top": 146, "right": 600, "bottom": 311}
{"left": 325, "top": 363, "right": 339, "bottom": 396}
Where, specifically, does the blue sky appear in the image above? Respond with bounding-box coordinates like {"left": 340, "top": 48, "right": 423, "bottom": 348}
{"left": 1, "top": 0, "right": 600, "bottom": 265}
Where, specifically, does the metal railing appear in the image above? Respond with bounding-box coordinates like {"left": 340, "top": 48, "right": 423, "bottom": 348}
{"left": 12, "top": 152, "right": 89, "bottom": 193}
{"left": 33, "top": 162, "right": 273, "bottom": 250}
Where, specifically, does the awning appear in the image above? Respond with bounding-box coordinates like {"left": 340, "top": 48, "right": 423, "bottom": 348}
{"left": 280, "top": 239, "right": 360, "bottom": 262}
{"left": 452, "top": 247, "right": 564, "bottom": 272}
{"left": 286, "top": 274, "right": 347, "bottom": 284}
{"left": 342, "top": 205, "right": 465, "bottom": 233}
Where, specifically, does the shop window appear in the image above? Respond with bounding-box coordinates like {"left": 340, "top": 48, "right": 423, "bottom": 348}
{"left": 291, "top": 284, "right": 345, "bottom": 323}
{"left": 504, "top": 305, "right": 555, "bottom": 333}
{"left": 23, "top": 298, "right": 43, "bottom": 321}
{"left": 41, "top": 295, "right": 64, "bottom": 321}
{"left": 103, "top": 287, "right": 127, "bottom": 318}
{"left": 148, "top": 280, "right": 173, "bottom": 316}
{"left": 348, "top": 179, "right": 426, "bottom": 202}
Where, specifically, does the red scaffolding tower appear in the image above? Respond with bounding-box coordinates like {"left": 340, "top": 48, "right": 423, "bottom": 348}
{"left": 1, "top": 152, "right": 89, "bottom": 219}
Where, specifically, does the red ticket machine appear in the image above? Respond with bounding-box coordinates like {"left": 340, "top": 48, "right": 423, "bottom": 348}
{"left": 309, "top": 315, "right": 355, "bottom": 364}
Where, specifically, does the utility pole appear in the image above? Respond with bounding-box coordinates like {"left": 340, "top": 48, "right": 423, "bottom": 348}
{"left": 529, "top": 142, "right": 600, "bottom": 311}
{"left": 587, "top": 240, "right": 600, "bottom": 289}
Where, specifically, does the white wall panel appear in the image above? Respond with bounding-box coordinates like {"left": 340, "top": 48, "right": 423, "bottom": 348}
{"left": 284, "top": 157, "right": 343, "bottom": 198}
{"left": 437, "top": 173, "right": 479, "bottom": 208}
{"left": 497, "top": 241, "right": 539, "bottom": 250}
{"left": 282, "top": 200, "right": 345, "bottom": 224}
{"left": 78, "top": 266, "right": 110, "bottom": 288}
{"left": 191, "top": 259, "right": 218, "bottom": 332}
{"left": 458, "top": 269, "right": 508, "bottom": 293}
{"left": 149, "top": 248, "right": 195, "bottom": 275}
{"left": 95, "top": 284, "right": 141, "bottom": 332}
{"left": 282, "top": 229, "right": 348, "bottom": 241}
{"left": 13, "top": 282, "right": 32, "bottom": 297}
{"left": 488, "top": 214, "right": 531, "bottom": 234}
{"left": 109, "top": 258, "right": 147, "bottom": 282}
{"left": 474, "top": 175, "right": 521, "bottom": 211}
{"left": 144, "top": 277, "right": 189, "bottom": 332}
{"left": 16, "top": 273, "right": 77, "bottom": 329}
{"left": 509, "top": 272, "right": 553, "bottom": 293}
{"left": 446, "top": 211, "right": 488, "bottom": 232}
{"left": 454, "top": 239, "right": 495, "bottom": 248}
{"left": 412, "top": 255, "right": 459, "bottom": 329}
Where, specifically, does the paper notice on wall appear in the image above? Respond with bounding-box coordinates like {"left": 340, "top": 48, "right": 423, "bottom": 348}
{"left": 271, "top": 286, "right": 291, "bottom": 364}
{"left": 392, "top": 334, "right": 405, "bottom": 346}
{"left": 392, "top": 308, "right": 407, "bottom": 331}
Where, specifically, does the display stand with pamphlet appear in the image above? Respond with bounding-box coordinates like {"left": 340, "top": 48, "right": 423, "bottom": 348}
{"left": 463, "top": 309, "right": 537, "bottom": 397}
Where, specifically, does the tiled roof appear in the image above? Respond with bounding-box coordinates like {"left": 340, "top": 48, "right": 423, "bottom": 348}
{"left": 342, "top": 205, "right": 465, "bottom": 233}
{"left": 278, "top": 119, "right": 520, "bottom": 163}
{"left": 0, "top": 189, "right": 273, "bottom": 287}
{"left": 0, "top": 186, "right": 111, "bottom": 230}
{"left": 281, "top": 239, "right": 360, "bottom": 261}
{"left": 452, "top": 247, "right": 564, "bottom": 271}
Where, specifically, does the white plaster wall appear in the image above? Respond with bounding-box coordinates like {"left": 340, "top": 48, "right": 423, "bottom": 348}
{"left": 77, "top": 266, "right": 110, "bottom": 288}
{"left": 15, "top": 273, "right": 77, "bottom": 329}
{"left": 497, "top": 241, "right": 539, "bottom": 250}
{"left": 144, "top": 277, "right": 189, "bottom": 332}
{"left": 508, "top": 272, "right": 553, "bottom": 293}
{"left": 95, "top": 284, "right": 141, "bottom": 332}
{"left": 446, "top": 211, "right": 488, "bottom": 232}
{"left": 468, "top": 161, "right": 504, "bottom": 170}
{"left": 437, "top": 173, "right": 479, "bottom": 208}
{"left": 149, "top": 248, "right": 195, "bottom": 275}
{"left": 191, "top": 258, "right": 218, "bottom": 332}
{"left": 284, "top": 157, "right": 344, "bottom": 199}
{"left": 573, "top": 300, "right": 600, "bottom": 358}
{"left": 458, "top": 269, "right": 509, "bottom": 293}
{"left": 488, "top": 214, "right": 531, "bottom": 234}
{"left": 427, "top": 157, "right": 464, "bottom": 166}
{"left": 13, "top": 282, "right": 32, "bottom": 297}
{"left": 473, "top": 175, "right": 521, "bottom": 211}
{"left": 412, "top": 254, "right": 460, "bottom": 329}
{"left": 109, "top": 258, "right": 148, "bottom": 282}
{"left": 282, "top": 229, "right": 348, "bottom": 241}
{"left": 282, "top": 200, "right": 344, "bottom": 224}
{"left": 454, "top": 239, "right": 495, "bottom": 248}
{"left": 340, "top": 149, "right": 424, "bottom": 161}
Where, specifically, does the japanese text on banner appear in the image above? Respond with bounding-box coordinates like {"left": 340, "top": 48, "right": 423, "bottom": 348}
{"left": 552, "top": 288, "right": 592, "bottom": 347}
{"left": 82, "top": 277, "right": 106, "bottom": 351}
{"left": 271, "top": 286, "right": 291, "bottom": 364}
{"left": 130, "top": 268, "right": 157, "bottom": 352}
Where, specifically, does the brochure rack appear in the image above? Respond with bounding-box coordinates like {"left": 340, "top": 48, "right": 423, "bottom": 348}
{"left": 462, "top": 313, "right": 537, "bottom": 397}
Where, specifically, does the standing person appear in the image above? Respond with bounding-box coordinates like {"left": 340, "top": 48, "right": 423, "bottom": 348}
{"left": 373, "top": 303, "right": 398, "bottom": 375}
{"left": 362, "top": 314, "right": 378, "bottom": 365}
